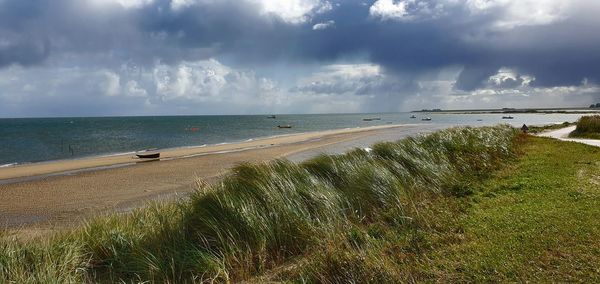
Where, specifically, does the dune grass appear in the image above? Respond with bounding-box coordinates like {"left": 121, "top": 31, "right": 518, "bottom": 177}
{"left": 0, "top": 126, "right": 519, "bottom": 283}
{"left": 570, "top": 115, "right": 600, "bottom": 139}
{"left": 527, "top": 121, "right": 575, "bottom": 134}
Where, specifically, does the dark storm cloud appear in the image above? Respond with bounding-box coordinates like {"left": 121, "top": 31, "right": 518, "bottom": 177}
{"left": 0, "top": 38, "right": 50, "bottom": 67}
{"left": 1, "top": 0, "right": 600, "bottom": 91}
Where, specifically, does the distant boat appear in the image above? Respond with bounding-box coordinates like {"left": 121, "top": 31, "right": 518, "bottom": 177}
{"left": 363, "top": 117, "right": 381, "bottom": 121}
{"left": 502, "top": 116, "right": 514, "bottom": 119}
{"left": 136, "top": 149, "right": 160, "bottom": 159}
{"left": 278, "top": 125, "right": 292, "bottom": 128}
{"left": 477, "top": 119, "right": 483, "bottom": 121}
{"left": 410, "top": 115, "right": 416, "bottom": 118}
{"left": 267, "top": 115, "right": 276, "bottom": 119}
{"left": 421, "top": 117, "right": 432, "bottom": 121}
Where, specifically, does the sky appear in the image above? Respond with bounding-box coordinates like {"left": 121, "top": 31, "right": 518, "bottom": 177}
{"left": 0, "top": 0, "right": 599, "bottom": 117}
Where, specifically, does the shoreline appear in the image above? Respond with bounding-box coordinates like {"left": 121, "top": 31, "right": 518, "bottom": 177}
{"left": 0, "top": 123, "right": 439, "bottom": 230}
{"left": 0, "top": 124, "right": 414, "bottom": 182}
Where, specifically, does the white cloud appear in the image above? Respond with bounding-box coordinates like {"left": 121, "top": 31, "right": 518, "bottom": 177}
{"left": 124, "top": 80, "right": 148, "bottom": 97}
{"left": 102, "top": 71, "right": 121, "bottom": 96}
{"left": 293, "top": 64, "right": 385, "bottom": 95}
{"left": 484, "top": 67, "right": 536, "bottom": 88}
{"left": 370, "top": 0, "right": 574, "bottom": 29}
{"left": 153, "top": 59, "right": 232, "bottom": 101}
{"left": 90, "top": 0, "right": 154, "bottom": 9}
{"left": 369, "top": 0, "right": 447, "bottom": 21}
{"left": 465, "top": 0, "right": 569, "bottom": 29}
{"left": 369, "top": 0, "right": 409, "bottom": 21}
{"left": 252, "top": 0, "right": 333, "bottom": 23}
{"left": 390, "top": 64, "right": 600, "bottom": 111}
{"left": 312, "top": 20, "right": 335, "bottom": 30}
{"left": 170, "top": 0, "right": 332, "bottom": 23}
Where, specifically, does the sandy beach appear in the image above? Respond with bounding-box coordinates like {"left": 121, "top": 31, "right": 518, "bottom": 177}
{"left": 0, "top": 124, "right": 446, "bottom": 231}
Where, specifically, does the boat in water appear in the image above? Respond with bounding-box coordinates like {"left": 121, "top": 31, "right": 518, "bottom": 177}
{"left": 410, "top": 115, "right": 416, "bottom": 118}
{"left": 267, "top": 115, "right": 276, "bottom": 119}
{"left": 502, "top": 116, "right": 514, "bottom": 119}
{"left": 278, "top": 125, "right": 292, "bottom": 128}
{"left": 136, "top": 149, "right": 160, "bottom": 159}
{"left": 363, "top": 117, "right": 381, "bottom": 121}
{"left": 421, "top": 117, "right": 432, "bottom": 121}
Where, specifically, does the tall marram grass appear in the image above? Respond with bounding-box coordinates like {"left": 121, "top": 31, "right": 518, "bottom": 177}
{"left": 0, "top": 125, "right": 518, "bottom": 283}
{"left": 570, "top": 115, "right": 600, "bottom": 139}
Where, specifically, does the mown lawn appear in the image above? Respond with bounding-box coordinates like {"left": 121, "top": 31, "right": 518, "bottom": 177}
{"left": 429, "top": 136, "right": 600, "bottom": 282}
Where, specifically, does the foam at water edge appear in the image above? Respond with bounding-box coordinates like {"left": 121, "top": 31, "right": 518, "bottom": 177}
{"left": 0, "top": 163, "right": 17, "bottom": 168}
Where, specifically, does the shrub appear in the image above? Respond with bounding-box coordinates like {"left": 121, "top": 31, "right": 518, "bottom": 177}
{"left": 570, "top": 115, "right": 600, "bottom": 139}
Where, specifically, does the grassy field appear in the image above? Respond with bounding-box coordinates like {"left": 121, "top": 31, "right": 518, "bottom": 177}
{"left": 570, "top": 115, "right": 600, "bottom": 139}
{"left": 425, "top": 136, "right": 600, "bottom": 282}
{"left": 2, "top": 126, "right": 600, "bottom": 283}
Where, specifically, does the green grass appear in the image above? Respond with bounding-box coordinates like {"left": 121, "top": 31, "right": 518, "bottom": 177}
{"left": 527, "top": 121, "right": 575, "bottom": 134}
{"left": 570, "top": 115, "right": 600, "bottom": 139}
{"left": 425, "top": 136, "right": 600, "bottom": 282}
{"left": 0, "top": 125, "right": 519, "bottom": 283}
{"left": 3, "top": 128, "right": 599, "bottom": 283}
{"left": 266, "top": 135, "right": 600, "bottom": 282}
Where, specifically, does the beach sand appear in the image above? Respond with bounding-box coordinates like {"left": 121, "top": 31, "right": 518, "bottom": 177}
{"left": 0, "top": 124, "right": 445, "bottom": 232}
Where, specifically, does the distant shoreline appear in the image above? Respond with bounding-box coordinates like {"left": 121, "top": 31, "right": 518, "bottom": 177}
{"left": 413, "top": 108, "right": 600, "bottom": 114}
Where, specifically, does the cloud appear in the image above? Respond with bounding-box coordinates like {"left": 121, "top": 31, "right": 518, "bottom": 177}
{"left": 101, "top": 70, "right": 121, "bottom": 96}
{"left": 464, "top": 0, "right": 569, "bottom": 29}
{"left": 252, "top": 0, "right": 332, "bottom": 24}
{"left": 1, "top": 0, "right": 600, "bottom": 116}
{"left": 293, "top": 64, "right": 386, "bottom": 95}
{"left": 487, "top": 67, "right": 534, "bottom": 88}
{"left": 124, "top": 80, "right": 148, "bottom": 97}
{"left": 0, "top": 33, "right": 50, "bottom": 67}
{"left": 312, "top": 20, "right": 335, "bottom": 30}
{"left": 91, "top": 0, "right": 155, "bottom": 9}
{"left": 369, "top": 0, "right": 409, "bottom": 20}
{"left": 401, "top": 66, "right": 600, "bottom": 110}
{"left": 168, "top": 0, "right": 332, "bottom": 23}
{"left": 369, "top": 0, "right": 571, "bottom": 28}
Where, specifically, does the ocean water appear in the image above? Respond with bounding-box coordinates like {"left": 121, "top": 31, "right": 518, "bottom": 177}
{"left": 0, "top": 112, "right": 586, "bottom": 165}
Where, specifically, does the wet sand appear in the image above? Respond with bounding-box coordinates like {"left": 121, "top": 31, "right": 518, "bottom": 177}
{"left": 0, "top": 124, "right": 444, "bottom": 231}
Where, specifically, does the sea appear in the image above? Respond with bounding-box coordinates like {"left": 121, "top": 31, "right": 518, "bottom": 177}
{"left": 0, "top": 112, "right": 588, "bottom": 166}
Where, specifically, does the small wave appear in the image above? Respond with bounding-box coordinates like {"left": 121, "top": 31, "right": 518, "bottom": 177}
{"left": 0, "top": 163, "right": 18, "bottom": 168}
{"left": 100, "top": 151, "right": 137, "bottom": 158}
{"left": 245, "top": 138, "right": 254, "bottom": 142}
{"left": 183, "top": 144, "right": 207, "bottom": 149}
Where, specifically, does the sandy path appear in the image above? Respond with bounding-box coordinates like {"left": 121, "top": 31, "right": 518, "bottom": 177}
{"left": 538, "top": 126, "right": 600, "bottom": 147}
{"left": 0, "top": 124, "right": 441, "bottom": 231}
